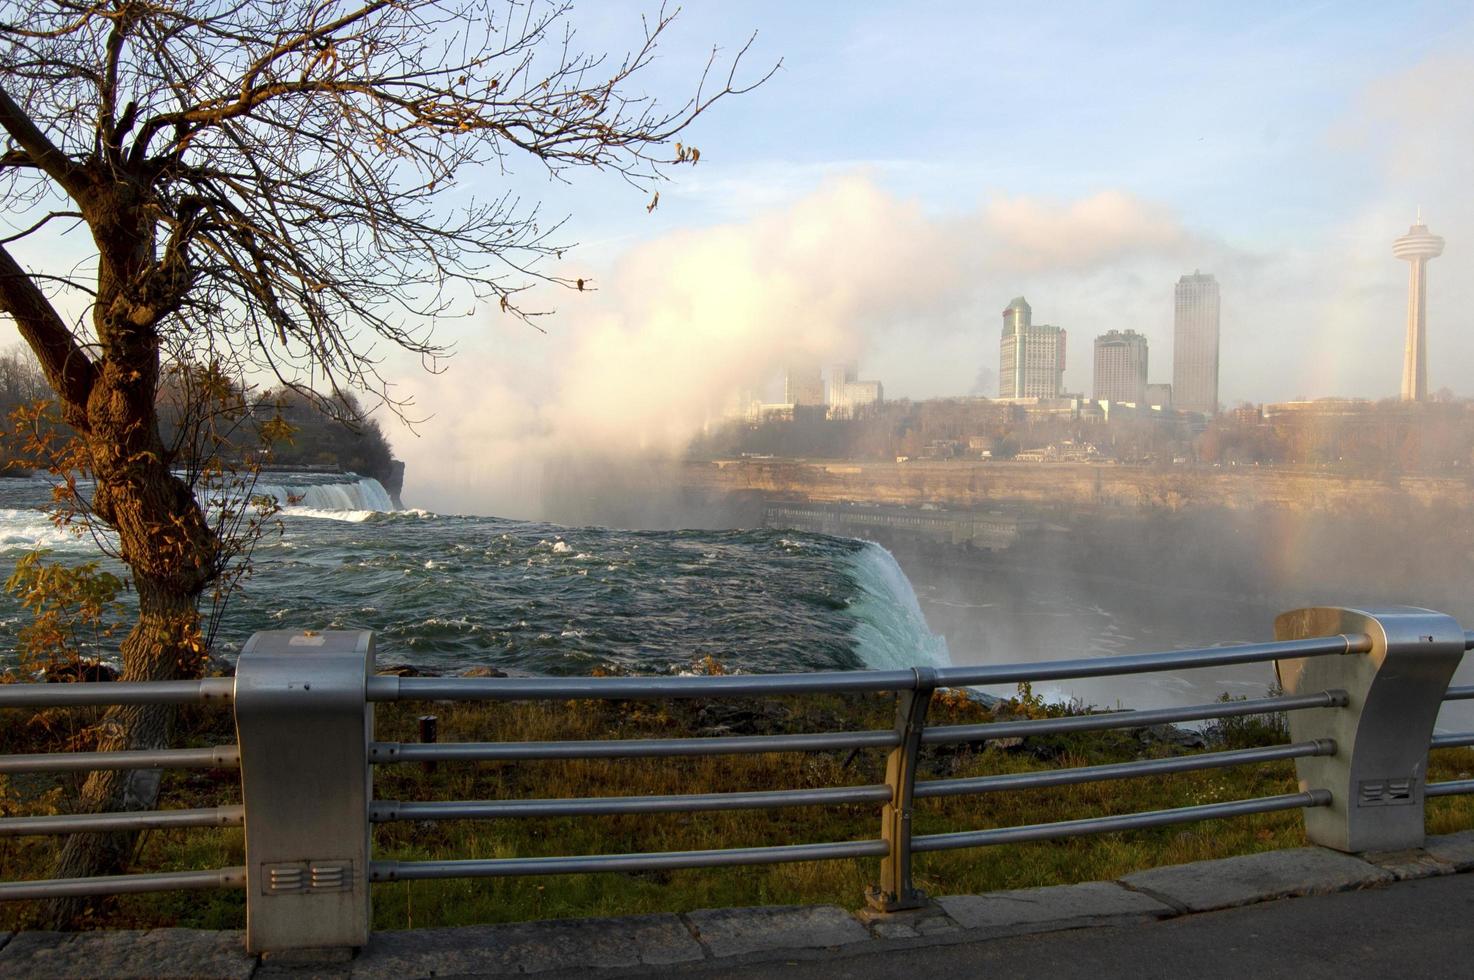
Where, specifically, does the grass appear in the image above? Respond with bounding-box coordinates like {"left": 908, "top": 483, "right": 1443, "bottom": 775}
{"left": 3, "top": 684, "right": 1474, "bottom": 932}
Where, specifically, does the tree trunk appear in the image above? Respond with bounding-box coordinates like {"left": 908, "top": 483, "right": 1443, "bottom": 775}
{"left": 37, "top": 576, "right": 203, "bottom": 927}
{"left": 37, "top": 349, "right": 217, "bottom": 926}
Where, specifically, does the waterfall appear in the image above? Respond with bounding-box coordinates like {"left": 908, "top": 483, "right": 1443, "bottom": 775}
{"left": 843, "top": 541, "right": 952, "bottom": 671}
{"left": 199, "top": 474, "right": 397, "bottom": 519}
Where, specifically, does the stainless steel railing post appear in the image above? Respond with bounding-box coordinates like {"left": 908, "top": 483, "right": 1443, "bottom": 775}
{"left": 1275, "top": 606, "right": 1464, "bottom": 852}
{"left": 235, "top": 630, "right": 375, "bottom": 954}
{"left": 866, "top": 667, "right": 936, "bottom": 912}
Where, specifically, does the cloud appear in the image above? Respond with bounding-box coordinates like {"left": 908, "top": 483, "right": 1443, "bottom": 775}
{"left": 982, "top": 191, "right": 1192, "bottom": 273}
{"left": 392, "top": 175, "right": 1208, "bottom": 518}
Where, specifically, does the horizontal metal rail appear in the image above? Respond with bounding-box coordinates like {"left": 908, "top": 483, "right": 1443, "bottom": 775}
{"left": 912, "top": 790, "right": 1331, "bottom": 852}
{"left": 922, "top": 690, "right": 1347, "bottom": 746}
{"left": 370, "top": 729, "right": 899, "bottom": 764}
{"left": 371, "top": 670, "right": 916, "bottom": 702}
{"left": 0, "top": 867, "right": 246, "bottom": 902}
{"left": 1443, "top": 686, "right": 1474, "bottom": 702}
{"left": 370, "top": 784, "right": 892, "bottom": 822}
{"left": 933, "top": 635, "right": 1368, "bottom": 688}
{"left": 0, "top": 805, "right": 243, "bottom": 837}
{"left": 1426, "top": 779, "right": 1474, "bottom": 798}
{"left": 371, "top": 839, "right": 891, "bottom": 881}
{"left": 0, "top": 677, "right": 234, "bottom": 708}
{"left": 0, "top": 745, "right": 240, "bottom": 775}
{"left": 368, "top": 634, "right": 1368, "bottom": 704}
{"left": 915, "top": 740, "right": 1336, "bottom": 799}
{"left": 1430, "top": 733, "right": 1474, "bottom": 750}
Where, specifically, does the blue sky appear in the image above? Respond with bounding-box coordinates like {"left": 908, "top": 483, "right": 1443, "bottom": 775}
{"left": 527, "top": 1, "right": 1472, "bottom": 243}
{"left": 387, "top": 1, "right": 1474, "bottom": 512}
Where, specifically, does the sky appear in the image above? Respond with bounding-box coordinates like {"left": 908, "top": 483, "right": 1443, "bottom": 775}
{"left": 379, "top": 1, "right": 1474, "bottom": 513}
{"left": 5, "top": 1, "right": 1473, "bottom": 516}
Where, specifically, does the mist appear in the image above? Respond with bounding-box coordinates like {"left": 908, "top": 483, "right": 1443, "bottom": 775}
{"left": 394, "top": 177, "right": 1225, "bottom": 520}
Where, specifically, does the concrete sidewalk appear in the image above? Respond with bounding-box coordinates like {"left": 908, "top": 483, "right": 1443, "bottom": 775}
{"left": 4, "top": 831, "right": 1474, "bottom": 979}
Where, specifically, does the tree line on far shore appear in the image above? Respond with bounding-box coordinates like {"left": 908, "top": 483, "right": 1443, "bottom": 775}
{"left": 691, "top": 396, "right": 1474, "bottom": 474}
{"left": 2, "top": 347, "right": 395, "bottom": 484}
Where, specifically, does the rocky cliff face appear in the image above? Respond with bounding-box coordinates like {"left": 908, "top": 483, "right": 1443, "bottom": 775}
{"left": 384, "top": 459, "right": 406, "bottom": 509}
{"left": 679, "top": 459, "right": 1474, "bottom": 516}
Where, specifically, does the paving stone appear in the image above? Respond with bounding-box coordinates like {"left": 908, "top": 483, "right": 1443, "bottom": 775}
{"left": 915, "top": 916, "right": 962, "bottom": 937}
{"left": 867, "top": 920, "right": 920, "bottom": 940}
{"left": 936, "top": 881, "right": 1173, "bottom": 937}
{"left": 1361, "top": 849, "right": 1456, "bottom": 881}
{"left": 1121, "top": 847, "right": 1393, "bottom": 913}
{"left": 1424, "top": 831, "right": 1474, "bottom": 871}
{"left": 254, "top": 947, "right": 354, "bottom": 979}
{"left": 0, "top": 929, "right": 253, "bottom": 979}
{"left": 349, "top": 913, "right": 702, "bottom": 978}
{"left": 854, "top": 903, "right": 960, "bottom": 941}
{"left": 685, "top": 905, "right": 871, "bottom": 959}
{"left": 254, "top": 961, "right": 351, "bottom": 979}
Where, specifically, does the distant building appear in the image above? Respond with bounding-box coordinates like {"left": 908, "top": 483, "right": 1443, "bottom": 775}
{"left": 745, "top": 401, "right": 795, "bottom": 423}
{"left": 1145, "top": 383, "right": 1173, "bottom": 409}
{"left": 1262, "top": 398, "right": 1373, "bottom": 420}
{"left": 1393, "top": 212, "right": 1445, "bottom": 401}
{"left": 1172, "top": 271, "right": 1220, "bottom": 414}
{"left": 825, "top": 361, "right": 884, "bottom": 418}
{"left": 784, "top": 360, "right": 825, "bottom": 407}
{"left": 1092, "top": 329, "right": 1149, "bottom": 405}
{"left": 829, "top": 379, "right": 883, "bottom": 418}
{"left": 993, "top": 395, "right": 1095, "bottom": 421}
{"left": 829, "top": 362, "right": 858, "bottom": 390}
{"left": 1229, "top": 404, "right": 1263, "bottom": 425}
{"left": 999, "top": 296, "right": 1066, "bottom": 399}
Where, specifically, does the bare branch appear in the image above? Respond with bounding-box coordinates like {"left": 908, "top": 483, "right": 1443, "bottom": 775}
{"left": 0, "top": 240, "right": 96, "bottom": 420}
{"left": 0, "top": 83, "right": 87, "bottom": 195}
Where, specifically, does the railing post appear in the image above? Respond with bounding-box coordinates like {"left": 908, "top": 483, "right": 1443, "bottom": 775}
{"left": 1274, "top": 606, "right": 1463, "bottom": 853}
{"left": 867, "top": 666, "right": 936, "bottom": 912}
{"left": 234, "top": 630, "right": 375, "bottom": 954}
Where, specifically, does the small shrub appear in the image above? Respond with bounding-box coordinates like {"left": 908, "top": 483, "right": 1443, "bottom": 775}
{"left": 1202, "top": 689, "right": 1288, "bottom": 749}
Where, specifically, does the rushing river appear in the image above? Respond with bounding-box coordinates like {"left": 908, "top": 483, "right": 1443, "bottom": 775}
{"left": 0, "top": 473, "right": 949, "bottom": 678}
{"left": 5, "top": 471, "right": 1471, "bottom": 730}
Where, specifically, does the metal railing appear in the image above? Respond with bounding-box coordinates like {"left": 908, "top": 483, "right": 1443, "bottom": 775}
{"left": 1, "top": 605, "right": 1473, "bottom": 954}
{"left": 0, "top": 679, "right": 246, "bottom": 902}
{"left": 1425, "top": 682, "right": 1474, "bottom": 799}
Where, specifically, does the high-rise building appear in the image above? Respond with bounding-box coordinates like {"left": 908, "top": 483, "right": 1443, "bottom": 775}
{"left": 999, "top": 297, "right": 1066, "bottom": 399}
{"left": 1092, "top": 329, "right": 1149, "bottom": 404}
{"left": 1172, "top": 271, "right": 1220, "bottom": 414}
{"left": 828, "top": 361, "right": 857, "bottom": 399}
{"left": 827, "top": 362, "right": 883, "bottom": 418}
{"left": 1393, "top": 213, "right": 1444, "bottom": 402}
{"left": 830, "top": 380, "right": 884, "bottom": 418}
{"left": 1145, "top": 383, "right": 1173, "bottom": 409}
{"left": 784, "top": 360, "right": 824, "bottom": 407}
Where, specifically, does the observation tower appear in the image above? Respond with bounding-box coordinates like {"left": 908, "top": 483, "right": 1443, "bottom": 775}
{"left": 1393, "top": 212, "right": 1444, "bottom": 402}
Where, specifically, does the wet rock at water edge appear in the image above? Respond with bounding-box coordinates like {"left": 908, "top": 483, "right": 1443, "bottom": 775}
{"left": 377, "top": 663, "right": 442, "bottom": 677}
{"left": 460, "top": 665, "right": 508, "bottom": 678}
{"left": 695, "top": 699, "right": 793, "bottom": 736}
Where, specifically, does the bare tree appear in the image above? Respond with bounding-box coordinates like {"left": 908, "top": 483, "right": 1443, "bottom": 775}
{"left": 0, "top": 0, "right": 770, "bottom": 920}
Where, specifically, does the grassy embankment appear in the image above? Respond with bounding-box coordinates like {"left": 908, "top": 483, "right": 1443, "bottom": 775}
{"left": 4, "top": 683, "right": 1473, "bottom": 932}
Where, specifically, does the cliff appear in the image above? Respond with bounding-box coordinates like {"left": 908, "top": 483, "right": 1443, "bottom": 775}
{"left": 679, "top": 458, "right": 1474, "bottom": 516}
